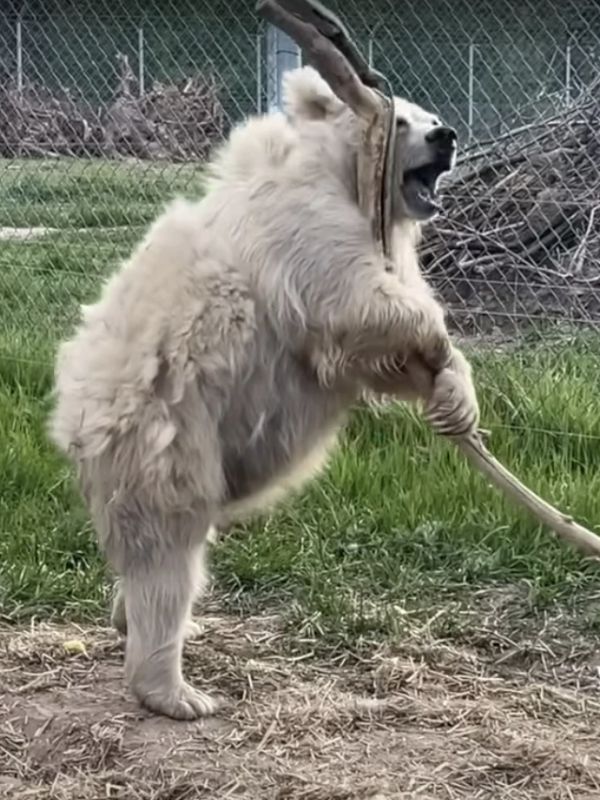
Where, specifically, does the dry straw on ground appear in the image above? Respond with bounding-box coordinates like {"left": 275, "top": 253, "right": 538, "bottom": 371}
{"left": 2, "top": 591, "right": 600, "bottom": 799}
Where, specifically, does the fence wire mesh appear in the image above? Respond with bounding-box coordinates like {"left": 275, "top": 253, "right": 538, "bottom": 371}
{"left": 0, "top": 0, "right": 599, "bottom": 443}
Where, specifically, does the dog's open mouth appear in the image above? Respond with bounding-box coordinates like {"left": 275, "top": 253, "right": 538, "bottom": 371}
{"left": 401, "top": 161, "right": 449, "bottom": 221}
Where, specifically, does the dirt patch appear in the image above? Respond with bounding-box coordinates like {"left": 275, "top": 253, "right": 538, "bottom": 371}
{"left": 0, "top": 227, "right": 57, "bottom": 240}
{"left": 2, "top": 603, "right": 600, "bottom": 799}
{"left": 0, "top": 225, "right": 134, "bottom": 240}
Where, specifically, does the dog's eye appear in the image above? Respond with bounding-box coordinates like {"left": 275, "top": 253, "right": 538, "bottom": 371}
{"left": 395, "top": 118, "right": 408, "bottom": 129}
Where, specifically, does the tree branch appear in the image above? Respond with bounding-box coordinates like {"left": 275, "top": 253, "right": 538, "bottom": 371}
{"left": 256, "top": 0, "right": 379, "bottom": 119}
{"left": 256, "top": 0, "right": 395, "bottom": 253}
{"left": 457, "top": 432, "right": 600, "bottom": 557}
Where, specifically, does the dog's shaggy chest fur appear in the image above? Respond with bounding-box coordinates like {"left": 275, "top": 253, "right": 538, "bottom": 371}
{"left": 51, "top": 109, "right": 360, "bottom": 521}
{"left": 48, "top": 67, "right": 478, "bottom": 720}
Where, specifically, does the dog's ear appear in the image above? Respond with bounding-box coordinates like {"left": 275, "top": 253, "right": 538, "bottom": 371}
{"left": 282, "top": 66, "right": 345, "bottom": 121}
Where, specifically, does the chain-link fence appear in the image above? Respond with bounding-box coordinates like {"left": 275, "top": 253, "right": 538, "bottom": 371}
{"left": 0, "top": 0, "right": 599, "bottom": 432}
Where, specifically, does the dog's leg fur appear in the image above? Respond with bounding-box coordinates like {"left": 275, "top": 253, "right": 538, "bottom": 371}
{"left": 110, "top": 525, "right": 219, "bottom": 641}
{"left": 106, "top": 503, "right": 217, "bottom": 720}
{"left": 111, "top": 578, "right": 204, "bottom": 642}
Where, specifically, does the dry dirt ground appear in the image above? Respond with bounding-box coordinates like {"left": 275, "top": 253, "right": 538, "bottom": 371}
{"left": 2, "top": 596, "right": 600, "bottom": 800}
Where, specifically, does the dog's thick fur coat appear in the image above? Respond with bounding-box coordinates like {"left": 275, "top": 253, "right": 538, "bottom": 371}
{"left": 49, "top": 67, "right": 479, "bottom": 719}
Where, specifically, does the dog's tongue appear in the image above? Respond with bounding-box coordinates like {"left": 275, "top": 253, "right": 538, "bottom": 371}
{"left": 402, "top": 172, "right": 442, "bottom": 218}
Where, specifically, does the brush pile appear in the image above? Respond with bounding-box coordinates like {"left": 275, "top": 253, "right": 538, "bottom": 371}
{"left": 421, "top": 84, "right": 600, "bottom": 337}
{"left": 0, "top": 53, "right": 227, "bottom": 162}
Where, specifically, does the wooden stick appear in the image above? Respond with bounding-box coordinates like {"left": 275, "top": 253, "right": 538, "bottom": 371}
{"left": 255, "top": 0, "right": 379, "bottom": 119}
{"left": 271, "top": 0, "right": 383, "bottom": 89}
{"left": 403, "top": 346, "right": 600, "bottom": 560}
{"left": 255, "top": 0, "right": 396, "bottom": 252}
{"left": 456, "top": 432, "right": 600, "bottom": 557}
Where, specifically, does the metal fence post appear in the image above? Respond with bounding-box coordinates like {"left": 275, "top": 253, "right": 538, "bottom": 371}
{"left": 467, "top": 42, "right": 475, "bottom": 143}
{"left": 565, "top": 41, "right": 572, "bottom": 105}
{"left": 256, "top": 26, "right": 263, "bottom": 113}
{"left": 138, "top": 25, "right": 145, "bottom": 97}
{"left": 16, "top": 15, "right": 23, "bottom": 97}
{"left": 266, "top": 24, "right": 301, "bottom": 113}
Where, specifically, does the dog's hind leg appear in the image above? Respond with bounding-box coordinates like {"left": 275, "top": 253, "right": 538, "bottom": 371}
{"left": 110, "top": 532, "right": 216, "bottom": 642}
{"left": 108, "top": 501, "right": 218, "bottom": 720}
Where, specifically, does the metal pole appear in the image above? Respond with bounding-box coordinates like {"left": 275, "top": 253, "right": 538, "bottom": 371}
{"left": 468, "top": 42, "right": 474, "bottom": 143}
{"left": 16, "top": 16, "right": 23, "bottom": 97}
{"left": 138, "top": 26, "right": 145, "bottom": 97}
{"left": 256, "top": 29, "right": 262, "bottom": 113}
{"left": 565, "top": 42, "right": 572, "bottom": 105}
{"left": 266, "top": 24, "right": 300, "bottom": 113}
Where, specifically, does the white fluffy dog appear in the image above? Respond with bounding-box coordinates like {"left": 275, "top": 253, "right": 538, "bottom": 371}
{"left": 49, "top": 66, "right": 479, "bottom": 719}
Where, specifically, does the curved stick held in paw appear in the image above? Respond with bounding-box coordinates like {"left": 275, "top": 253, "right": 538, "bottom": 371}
{"left": 455, "top": 432, "right": 600, "bottom": 558}
{"left": 405, "top": 355, "right": 600, "bottom": 558}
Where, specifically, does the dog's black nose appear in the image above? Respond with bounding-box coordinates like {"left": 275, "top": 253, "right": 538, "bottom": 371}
{"left": 425, "top": 126, "right": 457, "bottom": 148}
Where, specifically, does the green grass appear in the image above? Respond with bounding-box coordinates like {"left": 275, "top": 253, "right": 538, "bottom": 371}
{"left": 0, "top": 158, "right": 205, "bottom": 229}
{"left": 1, "top": 156, "right": 600, "bottom": 646}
